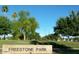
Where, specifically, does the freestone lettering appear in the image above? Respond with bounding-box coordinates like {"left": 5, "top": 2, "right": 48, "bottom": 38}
{"left": 2, "top": 45, "right": 52, "bottom": 54}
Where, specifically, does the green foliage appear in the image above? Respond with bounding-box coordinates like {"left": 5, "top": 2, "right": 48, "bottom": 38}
{"left": 30, "top": 39, "right": 38, "bottom": 45}
{"left": 18, "top": 10, "right": 29, "bottom": 21}
{"left": 42, "top": 33, "right": 61, "bottom": 41}
{"left": 2, "top": 5, "right": 8, "bottom": 13}
{"left": 54, "top": 11, "right": 79, "bottom": 39}
{"left": 12, "top": 12, "right": 17, "bottom": 20}
{"left": 0, "top": 16, "right": 11, "bottom": 35}
{"left": 29, "top": 32, "right": 41, "bottom": 40}
{"left": 11, "top": 10, "right": 39, "bottom": 40}
{"left": 0, "top": 6, "right": 40, "bottom": 40}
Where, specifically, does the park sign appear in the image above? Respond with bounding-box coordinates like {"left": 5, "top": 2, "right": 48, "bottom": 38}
{"left": 2, "top": 45, "right": 53, "bottom": 54}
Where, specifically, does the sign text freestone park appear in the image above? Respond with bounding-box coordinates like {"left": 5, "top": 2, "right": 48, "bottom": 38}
{"left": 2, "top": 45, "right": 53, "bottom": 54}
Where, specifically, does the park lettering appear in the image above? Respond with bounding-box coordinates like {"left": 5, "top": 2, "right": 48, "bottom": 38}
{"left": 2, "top": 45, "right": 52, "bottom": 54}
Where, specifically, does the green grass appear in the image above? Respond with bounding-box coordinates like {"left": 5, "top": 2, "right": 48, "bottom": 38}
{"left": 54, "top": 41, "right": 79, "bottom": 48}
{"left": 0, "top": 40, "right": 79, "bottom": 48}
{"left": 0, "top": 40, "right": 31, "bottom": 47}
{"left": 38, "top": 40, "right": 79, "bottom": 48}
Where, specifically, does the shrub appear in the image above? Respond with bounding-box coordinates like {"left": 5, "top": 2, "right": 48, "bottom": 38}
{"left": 30, "top": 39, "right": 38, "bottom": 45}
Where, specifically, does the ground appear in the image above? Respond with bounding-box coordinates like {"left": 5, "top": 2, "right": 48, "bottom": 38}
{"left": 0, "top": 40, "right": 79, "bottom": 54}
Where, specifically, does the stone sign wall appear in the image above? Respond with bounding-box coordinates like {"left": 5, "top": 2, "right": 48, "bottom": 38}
{"left": 2, "top": 45, "right": 53, "bottom": 54}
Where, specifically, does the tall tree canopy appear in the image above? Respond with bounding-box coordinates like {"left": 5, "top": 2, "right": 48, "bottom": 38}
{"left": 0, "top": 6, "right": 39, "bottom": 40}
{"left": 0, "top": 16, "right": 11, "bottom": 39}
{"left": 11, "top": 10, "right": 39, "bottom": 40}
{"left": 54, "top": 11, "right": 79, "bottom": 39}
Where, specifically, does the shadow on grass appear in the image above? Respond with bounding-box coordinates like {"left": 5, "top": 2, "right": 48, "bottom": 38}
{"left": 30, "top": 40, "right": 79, "bottom": 54}
{"left": 49, "top": 42, "right": 79, "bottom": 54}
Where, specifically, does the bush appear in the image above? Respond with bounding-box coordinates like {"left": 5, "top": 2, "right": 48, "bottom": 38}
{"left": 30, "top": 39, "right": 38, "bottom": 45}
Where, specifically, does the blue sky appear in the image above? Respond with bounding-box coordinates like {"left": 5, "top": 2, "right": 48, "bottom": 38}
{"left": 0, "top": 5, "right": 79, "bottom": 37}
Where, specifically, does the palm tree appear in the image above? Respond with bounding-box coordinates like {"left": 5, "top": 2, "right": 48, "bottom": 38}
{"left": 12, "top": 12, "right": 17, "bottom": 20}
{"left": 2, "top": 5, "right": 8, "bottom": 17}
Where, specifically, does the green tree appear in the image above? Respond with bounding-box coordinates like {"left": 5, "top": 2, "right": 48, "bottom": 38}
{"left": 29, "top": 17, "right": 39, "bottom": 39}
{"left": 18, "top": 10, "right": 30, "bottom": 40}
{"left": 11, "top": 20, "right": 20, "bottom": 39}
{"left": 0, "top": 16, "right": 11, "bottom": 39}
{"left": 2, "top": 5, "right": 8, "bottom": 17}
{"left": 54, "top": 11, "right": 79, "bottom": 41}
{"left": 11, "top": 10, "right": 39, "bottom": 40}
{"left": 12, "top": 12, "right": 17, "bottom": 20}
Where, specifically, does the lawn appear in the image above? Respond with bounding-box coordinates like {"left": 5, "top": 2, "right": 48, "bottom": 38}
{"left": 38, "top": 40, "right": 79, "bottom": 48}
{"left": 0, "top": 40, "right": 30, "bottom": 45}
{"left": 0, "top": 40, "right": 79, "bottom": 48}
{"left": 54, "top": 41, "right": 79, "bottom": 48}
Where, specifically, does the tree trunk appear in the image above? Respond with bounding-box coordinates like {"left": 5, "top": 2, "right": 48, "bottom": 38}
{"left": 4, "top": 12, "right": 7, "bottom": 17}
{"left": 4, "top": 34, "right": 5, "bottom": 40}
{"left": 67, "top": 36, "right": 70, "bottom": 41}
{"left": 23, "top": 32, "right": 26, "bottom": 40}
